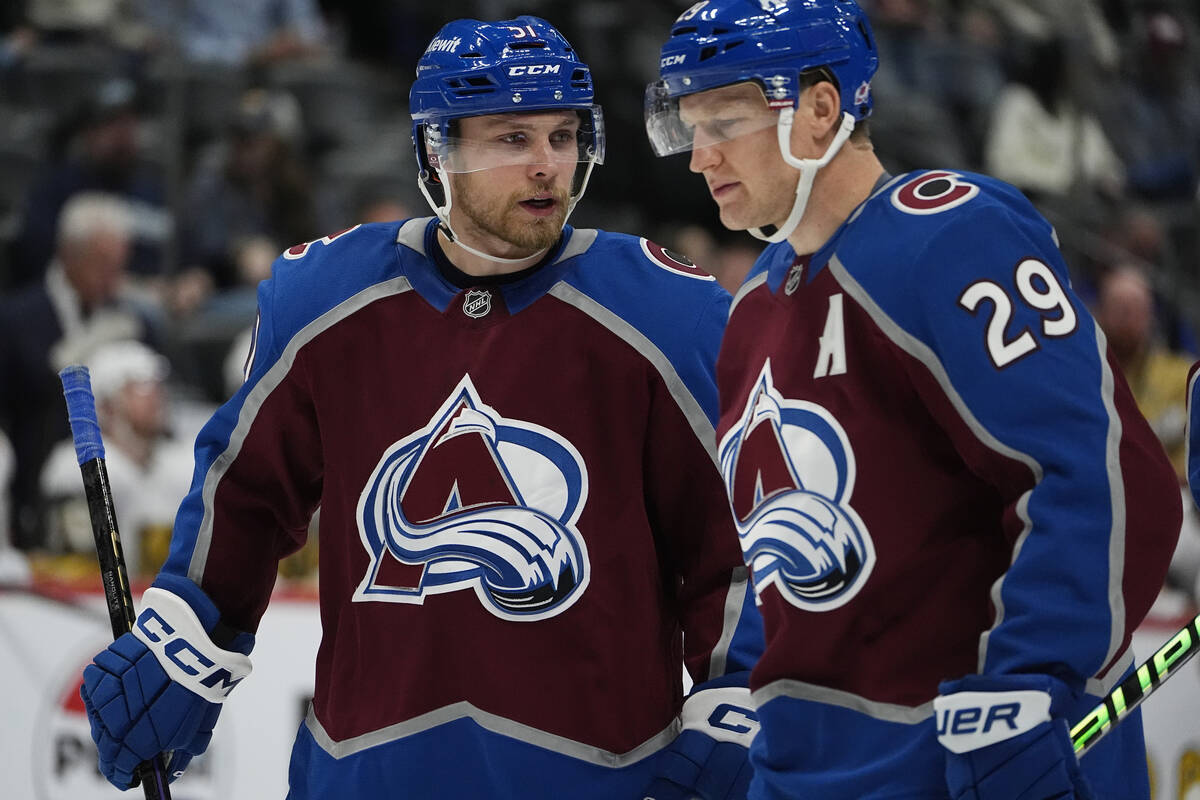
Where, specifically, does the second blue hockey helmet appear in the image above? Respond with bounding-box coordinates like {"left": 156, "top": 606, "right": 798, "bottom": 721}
{"left": 646, "top": 0, "right": 878, "bottom": 157}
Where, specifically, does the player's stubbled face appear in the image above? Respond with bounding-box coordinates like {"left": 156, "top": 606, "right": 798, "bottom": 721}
{"left": 448, "top": 111, "right": 579, "bottom": 255}
{"left": 678, "top": 83, "right": 796, "bottom": 233}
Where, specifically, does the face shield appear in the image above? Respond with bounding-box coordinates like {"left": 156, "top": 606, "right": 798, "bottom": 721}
{"left": 645, "top": 76, "right": 786, "bottom": 157}
{"left": 423, "top": 106, "right": 605, "bottom": 175}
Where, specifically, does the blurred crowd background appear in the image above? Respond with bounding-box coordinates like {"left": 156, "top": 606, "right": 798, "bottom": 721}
{"left": 1, "top": 0, "right": 1199, "bottom": 605}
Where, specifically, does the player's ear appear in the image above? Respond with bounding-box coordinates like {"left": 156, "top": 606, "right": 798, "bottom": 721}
{"left": 794, "top": 81, "right": 841, "bottom": 148}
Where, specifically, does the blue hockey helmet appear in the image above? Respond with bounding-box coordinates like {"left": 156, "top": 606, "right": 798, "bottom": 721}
{"left": 409, "top": 16, "right": 605, "bottom": 240}
{"left": 645, "top": 0, "right": 878, "bottom": 242}
{"left": 649, "top": 0, "right": 877, "bottom": 145}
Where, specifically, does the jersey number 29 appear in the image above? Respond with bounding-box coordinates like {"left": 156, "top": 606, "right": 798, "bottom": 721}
{"left": 957, "top": 258, "right": 1078, "bottom": 369}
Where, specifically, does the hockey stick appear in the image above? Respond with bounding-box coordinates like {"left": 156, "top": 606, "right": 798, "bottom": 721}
{"left": 1070, "top": 611, "right": 1200, "bottom": 757}
{"left": 59, "top": 365, "right": 173, "bottom": 800}
{"left": 1070, "top": 363, "right": 1200, "bottom": 757}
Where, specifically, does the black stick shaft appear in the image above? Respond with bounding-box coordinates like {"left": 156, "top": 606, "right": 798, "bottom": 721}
{"left": 78, "top": 456, "right": 173, "bottom": 800}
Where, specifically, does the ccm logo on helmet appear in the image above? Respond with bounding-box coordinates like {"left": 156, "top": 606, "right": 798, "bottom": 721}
{"left": 508, "top": 64, "right": 562, "bottom": 76}
{"left": 660, "top": 54, "right": 686, "bottom": 68}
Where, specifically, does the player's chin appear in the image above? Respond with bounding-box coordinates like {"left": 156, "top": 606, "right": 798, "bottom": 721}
{"left": 503, "top": 210, "right": 565, "bottom": 250}
{"left": 717, "top": 206, "right": 756, "bottom": 232}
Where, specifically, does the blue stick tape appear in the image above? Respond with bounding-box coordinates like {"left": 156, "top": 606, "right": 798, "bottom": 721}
{"left": 59, "top": 365, "right": 105, "bottom": 464}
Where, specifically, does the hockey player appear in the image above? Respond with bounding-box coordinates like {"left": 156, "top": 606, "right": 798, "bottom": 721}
{"left": 77, "top": 17, "right": 763, "bottom": 800}
{"left": 645, "top": 1, "right": 1181, "bottom": 798}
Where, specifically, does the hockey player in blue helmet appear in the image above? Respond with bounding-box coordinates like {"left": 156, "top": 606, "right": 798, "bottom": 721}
{"left": 647, "top": 1, "right": 1182, "bottom": 799}
{"left": 409, "top": 15, "right": 605, "bottom": 265}
{"left": 74, "top": 14, "right": 764, "bottom": 800}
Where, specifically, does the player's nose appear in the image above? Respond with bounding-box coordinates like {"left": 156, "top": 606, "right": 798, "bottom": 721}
{"left": 689, "top": 141, "right": 720, "bottom": 174}
{"left": 526, "top": 138, "right": 562, "bottom": 178}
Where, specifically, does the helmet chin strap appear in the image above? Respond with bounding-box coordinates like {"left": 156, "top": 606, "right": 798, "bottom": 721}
{"left": 749, "top": 110, "right": 855, "bottom": 243}
{"left": 418, "top": 163, "right": 551, "bottom": 264}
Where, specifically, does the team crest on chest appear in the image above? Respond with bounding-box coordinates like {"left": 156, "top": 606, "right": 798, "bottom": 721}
{"left": 463, "top": 289, "right": 492, "bottom": 318}
{"left": 718, "top": 359, "right": 874, "bottom": 610}
{"left": 354, "top": 374, "right": 590, "bottom": 620}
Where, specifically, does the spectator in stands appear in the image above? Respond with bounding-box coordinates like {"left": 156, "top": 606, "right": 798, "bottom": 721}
{"left": 1105, "top": 205, "right": 1199, "bottom": 355}
{"left": 178, "top": 87, "right": 316, "bottom": 292}
{"left": 858, "top": 0, "right": 971, "bottom": 171}
{"left": 0, "top": 192, "right": 158, "bottom": 551}
{"left": 40, "top": 340, "right": 193, "bottom": 576}
{"left": 1102, "top": 7, "right": 1200, "bottom": 200}
{"left": 1092, "top": 264, "right": 1192, "bottom": 481}
{"left": 140, "top": 0, "right": 326, "bottom": 67}
{"left": 9, "top": 76, "right": 169, "bottom": 288}
{"left": 24, "top": 0, "right": 153, "bottom": 53}
{"left": 983, "top": 31, "right": 1124, "bottom": 209}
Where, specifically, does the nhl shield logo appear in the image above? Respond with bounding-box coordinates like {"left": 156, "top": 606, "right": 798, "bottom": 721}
{"left": 784, "top": 261, "right": 804, "bottom": 296}
{"left": 463, "top": 289, "right": 492, "bottom": 318}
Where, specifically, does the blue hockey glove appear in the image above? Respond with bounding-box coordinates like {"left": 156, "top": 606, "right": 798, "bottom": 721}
{"left": 642, "top": 687, "right": 758, "bottom": 800}
{"left": 80, "top": 577, "right": 253, "bottom": 789}
{"left": 935, "top": 674, "right": 1096, "bottom": 800}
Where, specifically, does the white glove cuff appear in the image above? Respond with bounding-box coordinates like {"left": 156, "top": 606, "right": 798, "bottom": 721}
{"left": 680, "top": 686, "right": 759, "bottom": 748}
{"left": 132, "top": 587, "right": 253, "bottom": 704}
{"left": 934, "top": 689, "right": 1051, "bottom": 754}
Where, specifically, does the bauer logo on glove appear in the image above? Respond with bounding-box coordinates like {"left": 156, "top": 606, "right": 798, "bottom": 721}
{"left": 934, "top": 688, "right": 1051, "bottom": 753}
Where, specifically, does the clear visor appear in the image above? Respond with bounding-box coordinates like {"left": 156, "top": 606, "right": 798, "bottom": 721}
{"left": 644, "top": 79, "right": 783, "bottom": 157}
{"left": 426, "top": 108, "right": 605, "bottom": 174}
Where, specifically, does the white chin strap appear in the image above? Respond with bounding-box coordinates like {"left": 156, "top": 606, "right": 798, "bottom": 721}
{"left": 417, "top": 159, "right": 598, "bottom": 265}
{"left": 750, "top": 110, "right": 856, "bottom": 243}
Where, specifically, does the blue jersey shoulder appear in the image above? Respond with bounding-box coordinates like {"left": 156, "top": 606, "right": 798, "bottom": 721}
{"left": 561, "top": 229, "right": 731, "bottom": 419}
{"left": 264, "top": 222, "right": 408, "bottom": 338}
{"left": 831, "top": 171, "right": 1068, "bottom": 341}
{"left": 842, "top": 170, "right": 1056, "bottom": 279}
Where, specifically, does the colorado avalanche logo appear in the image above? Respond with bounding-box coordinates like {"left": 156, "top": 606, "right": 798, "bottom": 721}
{"left": 354, "top": 374, "right": 590, "bottom": 620}
{"left": 718, "top": 360, "right": 874, "bottom": 610}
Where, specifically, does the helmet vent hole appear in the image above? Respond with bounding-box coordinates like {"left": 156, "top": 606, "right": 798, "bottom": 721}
{"left": 699, "top": 45, "right": 717, "bottom": 61}
{"left": 461, "top": 51, "right": 483, "bottom": 59}
{"left": 723, "top": 40, "right": 744, "bottom": 52}
{"left": 674, "top": 26, "right": 698, "bottom": 35}
{"left": 509, "top": 41, "right": 548, "bottom": 50}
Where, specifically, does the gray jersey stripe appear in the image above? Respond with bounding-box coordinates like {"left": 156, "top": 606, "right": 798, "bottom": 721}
{"left": 1094, "top": 324, "right": 1127, "bottom": 670}
{"left": 304, "top": 702, "right": 677, "bottom": 765}
{"left": 729, "top": 271, "right": 768, "bottom": 319}
{"left": 1086, "top": 646, "right": 1133, "bottom": 697}
{"left": 187, "top": 277, "right": 415, "bottom": 582}
{"left": 708, "top": 566, "right": 750, "bottom": 681}
{"left": 752, "top": 678, "right": 934, "bottom": 725}
{"left": 556, "top": 228, "right": 599, "bottom": 262}
{"left": 395, "top": 217, "right": 429, "bottom": 253}
{"left": 547, "top": 282, "right": 719, "bottom": 468}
